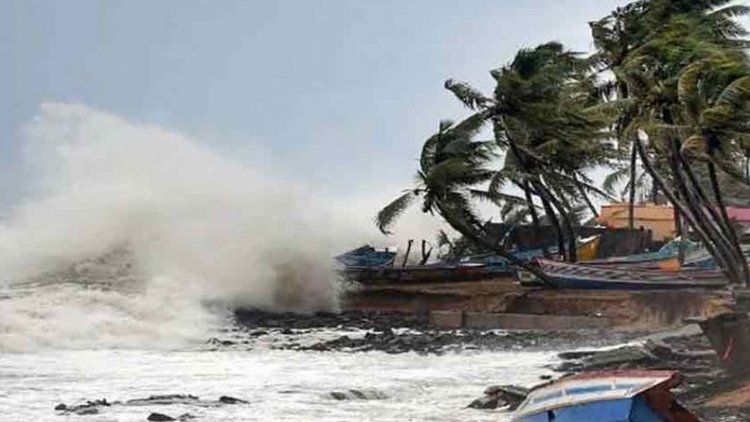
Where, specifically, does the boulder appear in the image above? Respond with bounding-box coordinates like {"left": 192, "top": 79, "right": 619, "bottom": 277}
{"left": 467, "top": 394, "right": 501, "bottom": 409}
{"left": 218, "top": 395, "right": 248, "bottom": 404}
{"left": 469, "top": 385, "right": 529, "bottom": 410}
{"left": 147, "top": 413, "right": 175, "bottom": 421}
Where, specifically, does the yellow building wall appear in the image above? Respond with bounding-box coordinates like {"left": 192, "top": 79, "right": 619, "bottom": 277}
{"left": 597, "top": 203, "right": 676, "bottom": 240}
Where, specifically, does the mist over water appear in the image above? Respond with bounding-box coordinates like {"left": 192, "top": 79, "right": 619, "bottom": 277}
{"left": 0, "top": 103, "right": 352, "bottom": 352}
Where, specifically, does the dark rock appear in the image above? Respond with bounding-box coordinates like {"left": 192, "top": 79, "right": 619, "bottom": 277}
{"left": 495, "top": 385, "right": 529, "bottom": 410}
{"left": 556, "top": 344, "right": 658, "bottom": 372}
{"left": 483, "top": 385, "right": 503, "bottom": 395}
{"left": 558, "top": 350, "right": 597, "bottom": 360}
{"left": 467, "top": 394, "right": 501, "bottom": 409}
{"left": 147, "top": 413, "right": 175, "bottom": 421}
{"left": 473, "top": 385, "right": 529, "bottom": 411}
{"left": 126, "top": 394, "right": 200, "bottom": 406}
{"left": 56, "top": 399, "right": 110, "bottom": 415}
{"left": 76, "top": 407, "right": 100, "bottom": 415}
{"left": 330, "top": 391, "right": 348, "bottom": 400}
{"left": 218, "top": 395, "right": 248, "bottom": 404}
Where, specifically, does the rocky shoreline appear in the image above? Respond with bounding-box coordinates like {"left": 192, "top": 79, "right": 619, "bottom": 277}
{"left": 230, "top": 309, "right": 645, "bottom": 354}
{"left": 231, "top": 309, "right": 750, "bottom": 421}
{"left": 53, "top": 310, "right": 750, "bottom": 420}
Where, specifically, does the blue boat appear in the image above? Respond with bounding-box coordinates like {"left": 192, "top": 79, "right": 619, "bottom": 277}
{"left": 335, "top": 245, "right": 397, "bottom": 267}
{"left": 581, "top": 238, "right": 698, "bottom": 267}
{"left": 512, "top": 370, "right": 699, "bottom": 422}
{"left": 338, "top": 246, "right": 543, "bottom": 286}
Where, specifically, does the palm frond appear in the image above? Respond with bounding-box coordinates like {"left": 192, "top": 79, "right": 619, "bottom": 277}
{"left": 444, "top": 79, "right": 490, "bottom": 110}
{"left": 376, "top": 191, "right": 418, "bottom": 234}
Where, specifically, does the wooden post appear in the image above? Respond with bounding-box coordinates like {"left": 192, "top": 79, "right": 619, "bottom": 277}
{"left": 402, "top": 239, "right": 414, "bottom": 268}
{"left": 420, "top": 239, "right": 433, "bottom": 265}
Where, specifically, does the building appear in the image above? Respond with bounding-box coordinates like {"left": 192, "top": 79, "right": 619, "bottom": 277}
{"left": 598, "top": 203, "right": 676, "bottom": 241}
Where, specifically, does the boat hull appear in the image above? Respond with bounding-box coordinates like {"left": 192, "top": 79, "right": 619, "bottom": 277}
{"left": 529, "top": 259, "right": 726, "bottom": 290}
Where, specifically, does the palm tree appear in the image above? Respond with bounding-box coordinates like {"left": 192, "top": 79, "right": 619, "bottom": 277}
{"left": 375, "top": 116, "right": 555, "bottom": 285}
{"left": 601, "top": 0, "right": 750, "bottom": 284}
{"left": 445, "top": 42, "right": 615, "bottom": 262}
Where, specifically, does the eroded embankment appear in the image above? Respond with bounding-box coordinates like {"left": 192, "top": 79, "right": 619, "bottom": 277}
{"left": 344, "top": 279, "right": 732, "bottom": 331}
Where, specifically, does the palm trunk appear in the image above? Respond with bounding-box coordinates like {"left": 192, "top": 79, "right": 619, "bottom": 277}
{"left": 628, "top": 143, "right": 637, "bottom": 229}
{"left": 538, "top": 180, "right": 578, "bottom": 262}
{"left": 503, "top": 133, "right": 568, "bottom": 261}
{"left": 524, "top": 181, "right": 550, "bottom": 258}
{"left": 670, "top": 142, "right": 739, "bottom": 279}
{"left": 576, "top": 179, "right": 599, "bottom": 218}
{"left": 628, "top": 144, "right": 638, "bottom": 254}
{"left": 678, "top": 153, "right": 731, "bottom": 243}
{"left": 708, "top": 160, "right": 749, "bottom": 285}
{"left": 666, "top": 141, "right": 687, "bottom": 265}
{"left": 675, "top": 159, "right": 739, "bottom": 280}
{"left": 435, "top": 202, "right": 556, "bottom": 288}
{"left": 538, "top": 191, "right": 567, "bottom": 261}
{"left": 635, "top": 137, "right": 740, "bottom": 284}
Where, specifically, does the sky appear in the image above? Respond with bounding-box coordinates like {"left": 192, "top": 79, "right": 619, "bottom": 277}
{"left": 3, "top": 0, "right": 639, "bottom": 229}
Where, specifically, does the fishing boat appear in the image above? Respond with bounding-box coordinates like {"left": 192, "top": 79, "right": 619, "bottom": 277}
{"left": 580, "top": 238, "right": 698, "bottom": 267}
{"left": 335, "top": 245, "right": 397, "bottom": 267}
{"left": 522, "top": 258, "right": 726, "bottom": 290}
{"left": 339, "top": 247, "right": 544, "bottom": 286}
{"left": 341, "top": 262, "right": 515, "bottom": 286}
{"left": 512, "top": 370, "right": 699, "bottom": 422}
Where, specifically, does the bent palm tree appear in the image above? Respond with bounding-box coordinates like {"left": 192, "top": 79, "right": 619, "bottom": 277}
{"left": 445, "top": 42, "right": 615, "bottom": 262}
{"left": 375, "top": 116, "right": 554, "bottom": 286}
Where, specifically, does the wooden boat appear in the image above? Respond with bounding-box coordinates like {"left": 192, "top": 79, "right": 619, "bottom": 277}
{"left": 523, "top": 258, "right": 727, "bottom": 290}
{"left": 335, "top": 245, "right": 397, "bottom": 267}
{"left": 341, "top": 262, "right": 514, "bottom": 286}
{"left": 340, "top": 247, "right": 545, "bottom": 286}
{"left": 512, "top": 370, "right": 699, "bottom": 422}
{"left": 579, "top": 239, "right": 698, "bottom": 267}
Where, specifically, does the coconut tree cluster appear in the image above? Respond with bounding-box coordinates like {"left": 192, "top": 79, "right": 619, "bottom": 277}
{"left": 377, "top": 0, "right": 750, "bottom": 285}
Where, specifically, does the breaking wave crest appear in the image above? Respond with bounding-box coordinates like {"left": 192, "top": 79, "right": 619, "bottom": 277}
{"left": 0, "top": 103, "right": 344, "bottom": 351}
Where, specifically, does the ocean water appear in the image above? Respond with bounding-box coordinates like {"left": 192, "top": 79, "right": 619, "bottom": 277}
{"left": 0, "top": 339, "right": 556, "bottom": 422}
{"left": 0, "top": 103, "right": 558, "bottom": 421}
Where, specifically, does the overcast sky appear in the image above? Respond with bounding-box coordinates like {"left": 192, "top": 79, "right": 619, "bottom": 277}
{"left": 4, "top": 0, "right": 644, "bottom": 217}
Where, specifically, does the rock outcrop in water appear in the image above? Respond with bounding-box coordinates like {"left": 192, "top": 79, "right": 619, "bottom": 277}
{"left": 467, "top": 385, "right": 529, "bottom": 410}
{"left": 55, "top": 394, "right": 247, "bottom": 418}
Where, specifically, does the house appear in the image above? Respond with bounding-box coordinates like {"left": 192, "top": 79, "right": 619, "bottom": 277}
{"left": 598, "top": 203, "right": 676, "bottom": 241}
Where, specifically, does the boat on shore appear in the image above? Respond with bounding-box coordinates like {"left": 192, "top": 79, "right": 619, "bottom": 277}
{"left": 341, "top": 262, "right": 515, "bottom": 286}
{"left": 521, "top": 258, "right": 727, "bottom": 290}
{"left": 338, "top": 245, "right": 543, "bottom": 286}
{"left": 512, "top": 370, "right": 699, "bottom": 422}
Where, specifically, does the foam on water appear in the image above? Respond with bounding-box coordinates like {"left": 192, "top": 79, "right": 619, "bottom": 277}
{"left": 0, "top": 347, "right": 557, "bottom": 422}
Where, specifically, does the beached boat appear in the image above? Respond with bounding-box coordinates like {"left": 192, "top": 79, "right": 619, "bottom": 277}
{"left": 522, "top": 258, "right": 726, "bottom": 290}
{"left": 512, "top": 370, "right": 699, "bottom": 422}
{"left": 335, "top": 245, "right": 397, "bottom": 267}
{"left": 580, "top": 238, "right": 698, "bottom": 267}
{"left": 339, "top": 246, "right": 543, "bottom": 286}
{"left": 341, "top": 262, "right": 516, "bottom": 286}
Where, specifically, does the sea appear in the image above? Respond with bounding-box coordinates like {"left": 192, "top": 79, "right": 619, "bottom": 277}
{"left": 1, "top": 103, "right": 558, "bottom": 421}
